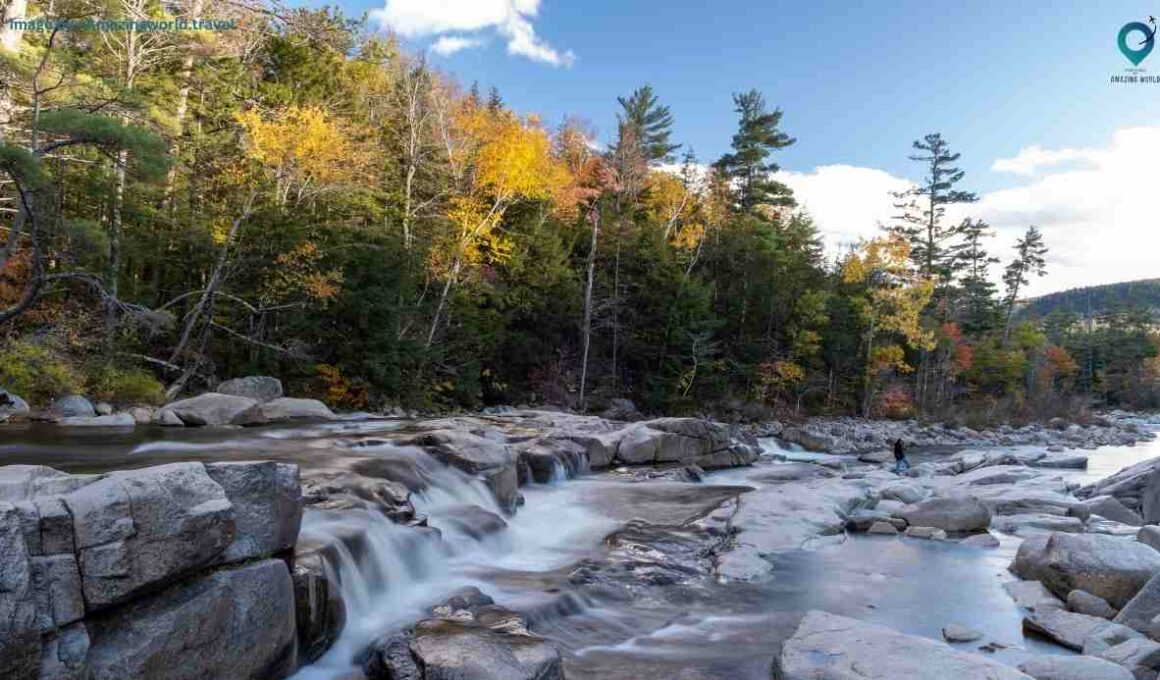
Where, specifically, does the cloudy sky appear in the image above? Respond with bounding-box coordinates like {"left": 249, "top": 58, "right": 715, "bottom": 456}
{"left": 341, "top": 0, "right": 1160, "bottom": 297}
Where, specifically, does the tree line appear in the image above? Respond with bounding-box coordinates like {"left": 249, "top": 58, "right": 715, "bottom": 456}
{"left": 0, "top": 3, "right": 1156, "bottom": 419}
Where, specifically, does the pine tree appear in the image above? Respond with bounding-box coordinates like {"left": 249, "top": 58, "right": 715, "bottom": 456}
{"left": 889, "top": 133, "right": 977, "bottom": 284}
{"left": 952, "top": 218, "right": 1000, "bottom": 334}
{"left": 614, "top": 85, "right": 679, "bottom": 165}
{"left": 714, "top": 89, "right": 795, "bottom": 213}
{"left": 1002, "top": 226, "right": 1049, "bottom": 345}
{"left": 486, "top": 86, "right": 504, "bottom": 112}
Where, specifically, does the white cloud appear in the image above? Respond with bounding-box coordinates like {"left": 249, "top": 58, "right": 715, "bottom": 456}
{"left": 373, "top": 0, "right": 574, "bottom": 67}
{"left": 991, "top": 146, "right": 1092, "bottom": 176}
{"left": 771, "top": 126, "right": 1160, "bottom": 297}
{"left": 778, "top": 165, "right": 913, "bottom": 257}
{"left": 430, "top": 35, "right": 484, "bottom": 56}
{"left": 967, "top": 126, "right": 1160, "bottom": 297}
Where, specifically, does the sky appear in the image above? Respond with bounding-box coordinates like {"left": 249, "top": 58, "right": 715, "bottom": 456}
{"left": 336, "top": 0, "right": 1160, "bottom": 297}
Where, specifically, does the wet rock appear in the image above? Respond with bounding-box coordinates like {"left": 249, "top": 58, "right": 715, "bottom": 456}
{"left": 362, "top": 632, "right": 421, "bottom": 680}
{"left": 1017, "top": 655, "right": 1133, "bottom": 680}
{"left": 1115, "top": 571, "right": 1160, "bottom": 634}
{"left": 259, "top": 397, "right": 335, "bottom": 421}
{"left": 159, "top": 393, "right": 265, "bottom": 427}
{"left": 94, "top": 403, "right": 113, "bottom": 416}
{"left": 600, "top": 398, "right": 642, "bottom": 422}
{"left": 962, "top": 532, "right": 1001, "bottom": 548}
{"left": 1004, "top": 579, "right": 1065, "bottom": 611}
{"left": 64, "top": 463, "right": 236, "bottom": 610}
{"left": 1023, "top": 607, "right": 1143, "bottom": 652}
{"left": 127, "top": 407, "right": 154, "bottom": 425}
{"left": 514, "top": 437, "right": 588, "bottom": 484}
{"left": 615, "top": 418, "right": 757, "bottom": 469}
{"left": 0, "top": 388, "right": 31, "bottom": 418}
{"left": 205, "top": 461, "right": 302, "bottom": 563}
{"left": 751, "top": 463, "right": 837, "bottom": 483}
{"left": 1076, "top": 496, "right": 1144, "bottom": 526}
{"left": 154, "top": 409, "right": 184, "bottom": 427}
{"left": 56, "top": 414, "right": 136, "bottom": 427}
{"left": 1031, "top": 454, "right": 1089, "bottom": 470}
{"left": 1070, "top": 589, "right": 1119, "bottom": 619}
{"left": 858, "top": 450, "right": 892, "bottom": 464}
{"left": 215, "top": 376, "right": 284, "bottom": 403}
{"left": 880, "top": 482, "right": 925, "bottom": 504}
{"left": 402, "top": 430, "right": 519, "bottom": 512}
{"left": 718, "top": 480, "right": 866, "bottom": 581}
{"left": 773, "top": 610, "right": 1030, "bottom": 679}
{"left": 942, "top": 623, "right": 982, "bottom": 642}
{"left": 1139, "top": 526, "right": 1160, "bottom": 552}
{"left": 991, "top": 513, "right": 1084, "bottom": 536}
{"left": 38, "top": 621, "right": 89, "bottom": 680}
{"left": 1011, "top": 532, "right": 1160, "bottom": 608}
{"left": 291, "top": 551, "right": 345, "bottom": 663}
{"left": 895, "top": 495, "right": 992, "bottom": 532}
{"left": 1096, "top": 638, "right": 1160, "bottom": 680}
{"left": 84, "top": 559, "right": 297, "bottom": 680}
{"left": 50, "top": 396, "right": 95, "bottom": 418}
{"left": 905, "top": 526, "right": 948, "bottom": 540}
{"left": 867, "top": 521, "right": 898, "bottom": 535}
{"left": 845, "top": 508, "right": 894, "bottom": 532}
{"left": 431, "top": 504, "right": 508, "bottom": 540}
{"left": 378, "top": 618, "right": 564, "bottom": 680}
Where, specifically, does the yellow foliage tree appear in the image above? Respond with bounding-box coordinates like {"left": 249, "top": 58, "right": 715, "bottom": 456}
{"left": 842, "top": 235, "right": 935, "bottom": 416}
{"left": 426, "top": 102, "right": 572, "bottom": 348}
{"left": 236, "top": 106, "right": 376, "bottom": 204}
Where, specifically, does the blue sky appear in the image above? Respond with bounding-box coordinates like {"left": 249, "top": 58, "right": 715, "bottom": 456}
{"left": 347, "top": 1, "right": 1160, "bottom": 294}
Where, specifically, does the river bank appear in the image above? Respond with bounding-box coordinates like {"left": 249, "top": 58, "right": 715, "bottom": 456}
{"left": 2, "top": 409, "right": 1160, "bottom": 679}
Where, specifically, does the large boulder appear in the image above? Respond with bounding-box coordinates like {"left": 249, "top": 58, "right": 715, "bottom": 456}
{"left": 1017, "top": 655, "right": 1133, "bottom": 680}
{"left": 258, "top": 397, "right": 335, "bottom": 422}
{"left": 215, "top": 376, "right": 283, "bottom": 403}
{"left": 1096, "top": 638, "right": 1160, "bottom": 680}
{"left": 0, "top": 388, "right": 30, "bottom": 419}
{"left": 159, "top": 393, "right": 265, "bottom": 427}
{"left": 1011, "top": 533, "right": 1160, "bottom": 608}
{"left": 1022, "top": 607, "right": 1143, "bottom": 652}
{"left": 205, "top": 461, "right": 301, "bottom": 564}
{"left": 398, "top": 619, "right": 561, "bottom": 680}
{"left": 49, "top": 395, "right": 95, "bottom": 418}
{"left": 290, "top": 551, "right": 345, "bottom": 663}
{"left": 401, "top": 430, "right": 519, "bottom": 512}
{"left": 64, "top": 463, "right": 236, "bottom": 610}
{"left": 1115, "top": 571, "right": 1160, "bottom": 634}
{"left": 895, "top": 495, "right": 992, "bottom": 532}
{"left": 614, "top": 418, "right": 757, "bottom": 469}
{"left": 772, "top": 610, "right": 1031, "bottom": 679}
{"left": 56, "top": 414, "right": 136, "bottom": 427}
{"left": 84, "top": 559, "right": 297, "bottom": 680}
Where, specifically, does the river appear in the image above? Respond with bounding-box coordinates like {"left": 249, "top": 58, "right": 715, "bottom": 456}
{"left": 2, "top": 417, "right": 1159, "bottom": 679}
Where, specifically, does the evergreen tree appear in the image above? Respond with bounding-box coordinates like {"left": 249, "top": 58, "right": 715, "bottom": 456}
{"left": 714, "top": 89, "right": 795, "bottom": 213}
{"left": 487, "top": 86, "right": 504, "bottom": 112}
{"left": 952, "top": 218, "right": 1000, "bottom": 334}
{"left": 614, "top": 85, "right": 679, "bottom": 165}
{"left": 1002, "top": 226, "right": 1049, "bottom": 345}
{"left": 889, "top": 133, "right": 978, "bottom": 284}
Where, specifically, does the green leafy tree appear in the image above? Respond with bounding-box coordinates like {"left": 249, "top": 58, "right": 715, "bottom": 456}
{"left": 714, "top": 89, "right": 795, "bottom": 213}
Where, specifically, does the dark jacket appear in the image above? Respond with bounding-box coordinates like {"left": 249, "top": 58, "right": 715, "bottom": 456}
{"left": 893, "top": 439, "right": 905, "bottom": 461}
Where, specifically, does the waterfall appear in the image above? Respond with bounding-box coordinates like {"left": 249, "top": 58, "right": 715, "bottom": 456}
{"left": 291, "top": 445, "right": 617, "bottom": 680}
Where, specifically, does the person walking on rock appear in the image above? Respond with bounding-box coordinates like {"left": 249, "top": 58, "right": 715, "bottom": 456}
{"left": 893, "top": 438, "right": 910, "bottom": 475}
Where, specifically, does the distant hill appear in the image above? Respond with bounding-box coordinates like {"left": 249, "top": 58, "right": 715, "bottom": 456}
{"left": 1020, "top": 279, "right": 1160, "bottom": 319}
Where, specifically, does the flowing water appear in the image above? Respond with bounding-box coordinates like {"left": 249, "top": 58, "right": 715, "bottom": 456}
{"left": 3, "top": 418, "right": 1160, "bottom": 678}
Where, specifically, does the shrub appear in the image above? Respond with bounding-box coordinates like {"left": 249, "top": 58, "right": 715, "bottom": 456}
{"left": 88, "top": 365, "right": 165, "bottom": 406}
{"left": 0, "top": 339, "right": 85, "bottom": 406}
{"left": 874, "top": 383, "right": 916, "bottom": 420}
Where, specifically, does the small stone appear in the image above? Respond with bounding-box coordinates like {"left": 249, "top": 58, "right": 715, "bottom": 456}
{"left": 962, "top": 532, "right": 1001, "bottom": 548}
{"left": 942, "top": 623, "right": 983, "bottom": 642}
{"left": 905, "top": 526, "right": 948, "bottom": 540}
{"left": 867, "top": 521, "right": 899, "bottom": 535}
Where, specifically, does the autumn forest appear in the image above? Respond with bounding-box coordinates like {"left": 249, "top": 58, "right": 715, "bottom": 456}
{"left": 1, "top": 2, "right": 1158, "bottom": 421}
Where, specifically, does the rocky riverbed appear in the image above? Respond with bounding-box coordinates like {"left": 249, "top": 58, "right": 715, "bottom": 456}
{"left": 2, "top": 406, "right": 1160, "bottom": 679}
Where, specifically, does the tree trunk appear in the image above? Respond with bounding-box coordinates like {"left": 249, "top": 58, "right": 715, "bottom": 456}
{"left": 578, "top": 205, "right": 599, "bottom": 412}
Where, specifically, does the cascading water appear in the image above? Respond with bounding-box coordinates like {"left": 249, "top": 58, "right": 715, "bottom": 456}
{"left": 291, "top": 443, "right": 618, "bottom": 680}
